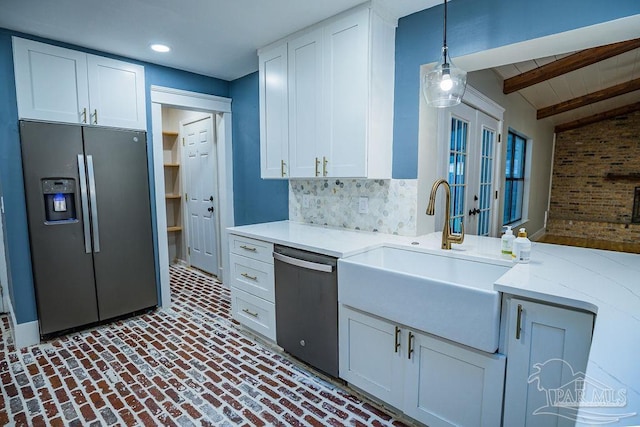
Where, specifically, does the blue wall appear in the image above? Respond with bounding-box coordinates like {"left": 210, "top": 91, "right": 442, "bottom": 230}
{"left": 0, "top": 28, "right": 230, "bottom": 324}
{"left": 392, "top": 0, "right": 640, "bottom": 179}
{"left": 230, "top": 72, "right": 289, "bottom": 226}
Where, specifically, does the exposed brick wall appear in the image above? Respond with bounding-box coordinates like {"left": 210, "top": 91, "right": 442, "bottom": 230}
{"left": 549, "top": 110, "right": 640, "bottom": 242}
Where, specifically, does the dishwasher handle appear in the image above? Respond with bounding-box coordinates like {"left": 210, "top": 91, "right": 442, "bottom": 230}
{"left": 273, "top": 252, "right": 334, "bottom": 273}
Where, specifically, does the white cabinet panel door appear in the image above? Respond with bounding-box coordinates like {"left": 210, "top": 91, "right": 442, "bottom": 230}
{"left": 13, "top": 37, "right": 89, "bottom": 124}
{"left": 288, "top": 29, "right": 323, "bottom": 178}
{"left": 404, "top": 331, "right": 505, "bottom": 427}
{"left": 503, "top": 298, "right": 594, "bottom": 427}
{"left": 339, "top": 305, "right": 404, "bottom": 409}
{"left": 87, "top": 55, "right": 146, "bottom": 130}
{"left": 324, "top": 8, "right": 369, "bottom": 178}
{"left": 259, "top": 43, "right": 289, "bottom": 178}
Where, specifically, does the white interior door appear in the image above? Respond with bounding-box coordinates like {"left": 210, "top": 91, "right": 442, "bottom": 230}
{"left": 183, "top": 116, "right": 219, "bottom": 275}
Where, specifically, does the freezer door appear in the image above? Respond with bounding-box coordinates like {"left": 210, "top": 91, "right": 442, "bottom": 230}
{"left": 82, "top": 126, "right": 157, "bottom": 320}
{"left": 19, "top": 121, "right": 99, "bottom": 335}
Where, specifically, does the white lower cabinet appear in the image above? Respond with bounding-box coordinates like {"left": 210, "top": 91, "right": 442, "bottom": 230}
{"left": 502, "top": 297, "right": 594, "bottom": 427}
{"left": 339, "top": 305, "right": 505, "bottom": 426}
{"left": 229, "top": 235, "right": 276, "bottom": 341}
{"left": 339, "top": 305, "right": 404, "bottom": 409}
{"left": 404, "top": 331, "right": 505, "bottom": 427}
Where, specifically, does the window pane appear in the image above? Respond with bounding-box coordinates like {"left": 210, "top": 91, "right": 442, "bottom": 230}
{"left": 514, "top": 135, "right": 526, "bottom": 178}
{"left": 505, "top": 138, "right": 513, "bottom": 178}
{"left": 503, "top": 180, "right": 513, "bottom": 224}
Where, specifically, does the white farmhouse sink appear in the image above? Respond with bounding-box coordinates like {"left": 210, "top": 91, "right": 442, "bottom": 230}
{"left": 338, "top": 246, "right": 511, "bottom": 353}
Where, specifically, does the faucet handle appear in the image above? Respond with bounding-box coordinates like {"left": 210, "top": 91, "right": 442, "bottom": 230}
{"left": 450, "top": 221, "right": 465, "bottom": 244}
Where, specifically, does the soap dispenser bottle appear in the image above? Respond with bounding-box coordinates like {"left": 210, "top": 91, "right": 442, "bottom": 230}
{"left": 512, "top": 228, "right": 531, "bottom": 263}
{"left": 501, "top": 226, "right": 515, "bottom": 256}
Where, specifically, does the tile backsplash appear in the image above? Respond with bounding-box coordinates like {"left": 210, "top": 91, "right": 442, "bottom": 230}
{"left": 289, "top": 179, "right": 418, "bottom": 236}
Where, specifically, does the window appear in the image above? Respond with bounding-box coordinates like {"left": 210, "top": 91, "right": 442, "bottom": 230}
{"left": 503, "top": 131, "right": 527, "bottom": 225}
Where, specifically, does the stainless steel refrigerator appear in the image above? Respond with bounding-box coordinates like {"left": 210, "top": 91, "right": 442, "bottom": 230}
{"left": 20, "top": 120, "right": 158, "bottom": 336}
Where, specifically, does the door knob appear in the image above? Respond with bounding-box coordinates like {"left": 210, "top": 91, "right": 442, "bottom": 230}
{"left": 207, "top": 207, "right": 214, "bottom": 212}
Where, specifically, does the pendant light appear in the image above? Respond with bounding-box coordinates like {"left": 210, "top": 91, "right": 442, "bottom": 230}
{"left": 422, "top": 0, "right": 467, "bottom": 108}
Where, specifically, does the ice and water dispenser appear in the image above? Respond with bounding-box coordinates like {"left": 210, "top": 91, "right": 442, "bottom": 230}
{"left": 42, "top": 179, "right": 77, "bottom": 222}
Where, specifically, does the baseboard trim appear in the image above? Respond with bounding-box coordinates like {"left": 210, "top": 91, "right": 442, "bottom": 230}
{"left": 8, "top": 301, "right": 40, "bottom": 349}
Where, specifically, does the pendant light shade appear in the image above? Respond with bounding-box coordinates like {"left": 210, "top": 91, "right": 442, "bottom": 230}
{"left": 422, "top": 0, "right": 467, "bottom": 108}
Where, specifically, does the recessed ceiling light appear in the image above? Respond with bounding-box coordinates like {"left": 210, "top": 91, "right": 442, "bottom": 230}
{"left": 150, "top": 44, "right": 171, "bottom": 53}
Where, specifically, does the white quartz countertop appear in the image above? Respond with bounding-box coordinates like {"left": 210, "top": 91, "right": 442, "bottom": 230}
{"left": 227, "top": 221, "right": 640, "bottom": 425}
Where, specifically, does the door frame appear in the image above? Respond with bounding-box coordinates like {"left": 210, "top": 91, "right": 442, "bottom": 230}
{"left": 180, "top": 114, "right": 222, "bottom": 275}
{"left": 151, "top": 86, "right": 233, "bottom": 309}
{"left": 436, "top": 86, "right": 505, "bottom": 237}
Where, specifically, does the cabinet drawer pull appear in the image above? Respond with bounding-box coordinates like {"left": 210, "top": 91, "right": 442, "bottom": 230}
{"left": 516, "top": 304, "right": 523, "bottom": 340}
{"left": 408, "top": 331, "right": 414, "bottom": 359}
{"left": 241, "top": 272, "right": 258, "bottom": 281}
{"left": 315, "top": 157, "right": 320, "bottom": 177}
{"left": 323, "top": 156, "right": 328, "bottom": 177}
{"left": 239, "top": 245, "right": 257, "bottom": 252}
{"left": 242, "top": 308, "right": 259, "bottom": 318}
{"left": 394, "top": 326, "right": 401, "bottom": 353}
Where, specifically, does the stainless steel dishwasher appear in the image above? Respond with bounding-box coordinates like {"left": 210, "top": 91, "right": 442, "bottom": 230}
{"left": 273, "top": 245, "right": 338, "bottom": 377}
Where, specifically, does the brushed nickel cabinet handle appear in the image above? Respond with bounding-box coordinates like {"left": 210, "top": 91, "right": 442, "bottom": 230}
{"left": 241, "top": 272, "right": 257, "bottom": 281}
{"left": 81, "top": 107, "right": 87, "bottom": 123}
{"left": 93, "top": 109, "right": 98, "bottom": 124}
{"left": 240, "top": 245, "right": 257, "bottom": 252}
{"left": 394, "top": 326, "right": 401, "bottom": 353}
{"left": 281, "top": 160, "right": 287, "bottom": 177}
{"left": 315, "top": 157, "right": 320, "bottom": 177}
{"left": 516, "top": 304, "right": 523, "bottom": 340}
{"left": 408, "top": 331, "right": 415, "bottom": 359}
{"left": 242, "top": 308, "right": 259, "bottom": 318}
{"left": 323, "top": 156, "right": 328, "bottom": 177}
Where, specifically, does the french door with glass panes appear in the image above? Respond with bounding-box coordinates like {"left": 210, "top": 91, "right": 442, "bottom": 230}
{"left": 440, "top": 103, "right": 501, "bottom": 236}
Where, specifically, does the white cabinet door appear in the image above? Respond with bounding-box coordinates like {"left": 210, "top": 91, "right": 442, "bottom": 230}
{"left": 259, "top": 43, "right": 289, "bottom": 178}
{"left": 339, "top": 305, "right": 404, "bottom": 409}
{"left": 503, "top": 298, "right": 594, "bottom": 427}
{"left": 404, "top": 331, "right": 505, "bottom": 427}
{"left": 288, "top": 29, "right": 324, "bottom": 178}
{"left": 323, "top": 8, "right": 369, "bottom": 178}
{"left": 87, "top": 55, "right": 146, "bottom": 130}
{"left": 13, "top": 37, "right": 89, "bottom": 124}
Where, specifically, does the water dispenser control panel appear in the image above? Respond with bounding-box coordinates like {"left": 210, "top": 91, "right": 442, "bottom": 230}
{"left": 42, "top": 179, "right": 77, "bottom": 223}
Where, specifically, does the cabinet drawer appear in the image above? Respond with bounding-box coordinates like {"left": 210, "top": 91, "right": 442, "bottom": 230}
{"left": 229, "top": 235, "right": 274, "bottom": 264}
{"left": 230, "top": 253, "right": 275, "bottom": 302}
{"left": 231, "top": 287, "right": 276, "bottom": 341}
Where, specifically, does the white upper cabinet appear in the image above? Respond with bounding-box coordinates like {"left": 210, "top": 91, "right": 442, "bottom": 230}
{"left": 258, "top": 3, "right": 396, "bottom": 179}
{"left": 259, "top": 44, "right": 289, "bottom": 178}
{"left": 86, "top": 55, "right": 146, "bottom": 129}
{"left": 323, "top": 8, "right": 370, "bottom": 178}
{"left": 288, "top": 28, "right": 324, "bottom": 178}
{"left": 13, "top": 37, "right": 146, "bottom": 130}
{"left": 13, "top": 38, "right": 89, "bottom": 124}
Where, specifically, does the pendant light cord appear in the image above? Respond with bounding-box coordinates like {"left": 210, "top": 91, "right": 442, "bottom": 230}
{"left": 442, "top": 0, "right": 448, "bottom": 63}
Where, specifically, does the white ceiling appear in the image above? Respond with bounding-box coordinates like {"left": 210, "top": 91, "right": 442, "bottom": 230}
{"left": 493, "top": 48, "right": 640, "bottom": 127}
{"left": 0, "top": 0, "right": 440, "bottom": 81}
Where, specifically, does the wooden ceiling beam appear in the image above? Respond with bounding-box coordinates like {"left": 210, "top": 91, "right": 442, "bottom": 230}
{"left": 537, "top": 78, "right": 640, "bottom": 119}
{"left": 554, "top": 102, "right": 640, "bottom": 133}
{"left": 503, "top": 38, "right": 640, "bottom": 94}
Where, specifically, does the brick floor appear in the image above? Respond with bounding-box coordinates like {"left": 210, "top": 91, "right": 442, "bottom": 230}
{"left": 0, "top": 265, "right": 411, "bottom": 426}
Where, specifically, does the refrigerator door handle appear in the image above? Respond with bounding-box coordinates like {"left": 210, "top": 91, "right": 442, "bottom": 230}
{"left": 77, "top": 154, "right": 92, "bottom": 254}
{"left": 86, "top": 155, "right": 101, "bottom": 253}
